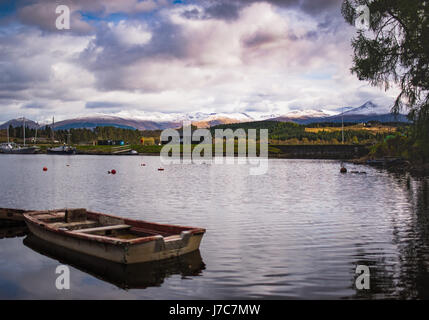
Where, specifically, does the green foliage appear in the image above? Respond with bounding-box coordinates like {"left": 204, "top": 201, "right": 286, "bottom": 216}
{"left": 342, "top": 0, "right": 429, "bottom": 161}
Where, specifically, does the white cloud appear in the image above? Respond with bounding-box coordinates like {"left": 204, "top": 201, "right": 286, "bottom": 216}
{"left": 108, "top": 21, "right": 152, "bottom": 46}
{"left": 0, "top": 1, "right": 397, "bottom": 123}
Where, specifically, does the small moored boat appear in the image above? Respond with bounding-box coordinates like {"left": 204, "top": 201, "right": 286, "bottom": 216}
{"left": 47, "top": 145, "right": 76, "bottom": 155}
{"left": 23, "top": 209, "right": 205, "bottom": 264}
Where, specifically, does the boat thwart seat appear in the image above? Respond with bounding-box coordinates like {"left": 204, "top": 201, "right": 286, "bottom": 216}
{"left": 71, "top": 224, "right": 131, "bottom": 234}
{"left": 51, "top": 220, "right": 99, "bottom": 231}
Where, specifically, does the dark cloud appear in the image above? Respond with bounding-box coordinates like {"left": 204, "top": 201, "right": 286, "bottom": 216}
{"left": 79, "top": 17, "right": 191, "bottom": 91}
{"left": 198, "top": 0, "right": 343, "bottom": 20}
{"left": 180, "top": 2, "right": 241, "bottom": 21}
{"left": 204, "top": 1, "right": 241, "bottom": 20}
{"left": 22, "top": 103, "right": 46, "bottom": 109}
{"left": 85, "top": 101, "right": 121, "bottom": 109}
{"left": 243, "top": 32, "right": 280, "bottom": 48}
{"left": 181, "top": 8, "right": 201, "bottom": 19}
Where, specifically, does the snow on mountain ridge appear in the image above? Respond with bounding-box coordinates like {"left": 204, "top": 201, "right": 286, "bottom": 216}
{"left": 342, "top": 101, "right": 391, "bottom": 115}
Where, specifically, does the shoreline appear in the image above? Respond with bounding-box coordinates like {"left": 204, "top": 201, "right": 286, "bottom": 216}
{"left": 2, "top": 149, "right": 428, "bottom": 176}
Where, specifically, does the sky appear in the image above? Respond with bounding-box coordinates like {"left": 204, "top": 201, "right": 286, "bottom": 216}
{"left": 0, "top": 0, "right": 399, "bottom": 123}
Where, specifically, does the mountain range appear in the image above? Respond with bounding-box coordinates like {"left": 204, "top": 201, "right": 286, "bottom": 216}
{"left": 0, "top": 101, "right": 409, "bottom": 131}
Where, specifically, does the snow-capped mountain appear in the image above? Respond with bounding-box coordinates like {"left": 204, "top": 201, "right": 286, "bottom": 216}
{"left": 321, "top": 101, "right": 408, "bottom": 123}
{"left": 0, "top": 101, "right": 409, "bottom": 131}
{"left": 271, "top": 109, "right": 338, "bottom": 124}
{"left": 342, "top": 101, "right": 392, "bottom": 115}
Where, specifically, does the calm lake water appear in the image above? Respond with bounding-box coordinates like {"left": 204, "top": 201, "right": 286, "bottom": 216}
{"left": 0, "top": 154, "right": 428, "bottom": 299}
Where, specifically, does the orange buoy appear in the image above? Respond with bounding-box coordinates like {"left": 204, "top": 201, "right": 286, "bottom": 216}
{"left": 111, "top": 169, "right": 116, "bottom": 175}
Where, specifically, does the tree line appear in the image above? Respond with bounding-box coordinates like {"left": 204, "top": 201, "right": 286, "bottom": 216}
{"left": 3, "top": 121, "right": 394, "bottom": 146}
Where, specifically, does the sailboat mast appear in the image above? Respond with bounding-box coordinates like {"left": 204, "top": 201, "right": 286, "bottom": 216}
{"left": 23, "top": 117, "right": 25, "bottom": 146}
{"left": 52, "top": 116, "right": 54, "bottom": 144}
{"left": 341, "top": 107, "right": 344, "bottom": 144}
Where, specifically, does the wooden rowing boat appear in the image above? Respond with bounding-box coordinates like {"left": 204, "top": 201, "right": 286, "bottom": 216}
{"left": 23, "top": 208, "right": 206, "bottom": 264}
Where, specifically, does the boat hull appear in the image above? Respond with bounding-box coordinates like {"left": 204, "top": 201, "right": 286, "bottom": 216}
{"left": 1, "top": 147, "right": 38, "bottom": 154}
{"left": 24, "top": 210, "right": 205, "bottom": 264}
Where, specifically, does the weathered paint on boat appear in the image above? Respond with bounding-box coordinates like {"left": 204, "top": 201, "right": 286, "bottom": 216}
{"left": 23, "top": 209, "right": 205, "bottom": 264}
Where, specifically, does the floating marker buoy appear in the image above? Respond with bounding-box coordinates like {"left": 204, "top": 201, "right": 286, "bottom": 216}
{"left": 340, "top": 167, "right": 347, "bottom": 173}
{"left": 107, "top": 171, "right": 111, "bottom": 174}
{"left": 158, "top": 168, "right": 164, "bottom": 171}
{"left": 111, "top": 169, "right": 116, "bottom": 175}
{"left": 43, "top": 167, "right": 48, "bottom": 172}
{"left": 141, "top": 163, "right": 146, "bottom": 166}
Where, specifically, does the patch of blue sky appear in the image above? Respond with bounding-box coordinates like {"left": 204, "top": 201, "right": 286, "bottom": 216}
{"left": 80, "top": 11, "right": 128, "bottom": 23}
{"left": 0, "top": 21, "right": 27, "bottom": 36}
{"left": 302, "top": 71, "right": 333, "bottom": 81}
{"left": 0, "top": 1, "right": 17, "bottom": 19}
{"left": 80, "top": 9, "right": 163, "bottom": 27}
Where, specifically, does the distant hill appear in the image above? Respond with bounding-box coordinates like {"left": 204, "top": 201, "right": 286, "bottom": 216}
{"left": 272, "top": 101, "right": 409, "bottom": 124}
{"left": 0, "top": 117, "right": 40, "bottom": 129}
{"left": 51, "top": 115, "right": 181, "bottom": 131}
{"left": 321, "top": 113, "right": 409, "bottom": 124}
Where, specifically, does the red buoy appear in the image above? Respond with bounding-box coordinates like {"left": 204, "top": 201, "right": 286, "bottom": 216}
{"left": 111, "top": 169, "right": 116, "bottom": 175}
{"left": 43, "top": 167, "right": 47, "bottom": 172}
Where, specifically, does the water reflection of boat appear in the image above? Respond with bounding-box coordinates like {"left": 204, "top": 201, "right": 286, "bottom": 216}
{"left": 0, "top": 221, "right": 28, "bottom": 239}
{"left": 24, "top": 234, "right": 205, "bottom": 289}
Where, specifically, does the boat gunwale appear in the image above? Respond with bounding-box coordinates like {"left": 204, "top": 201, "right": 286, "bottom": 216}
{"left": 23, "top": 209, "right": 206, "bottom": 246}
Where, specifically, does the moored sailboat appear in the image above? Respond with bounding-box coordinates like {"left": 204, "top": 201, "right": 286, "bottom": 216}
{"left": 0, "top": 118, "right": 39, "bottom": 154}
{"left": 46, "top": 118, "right": 76, "bottom": 155}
